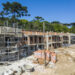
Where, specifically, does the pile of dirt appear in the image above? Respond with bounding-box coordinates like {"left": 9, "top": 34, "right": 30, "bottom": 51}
{"left": 33, "top": 58, "right": 49, "bottom": 65}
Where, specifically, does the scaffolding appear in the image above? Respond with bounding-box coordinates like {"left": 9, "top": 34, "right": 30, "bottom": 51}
{"left": 0, "top": 22, "right": 74, "bottom": 63}
{"left": 0, "top": 23, "right": 28, "bottom": 63}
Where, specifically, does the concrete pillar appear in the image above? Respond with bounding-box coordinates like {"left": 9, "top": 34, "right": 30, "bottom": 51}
{"left": 68, "top": 35, "right": 71, "bottom": 45}
{"left": 33, "top": 36, "right": 35, "bottom": 44}
{"left": 28, "top": 36, "right": 30, "bottom": 45}
{"left": 34, "top": 45, "right": 35, "bottom": 51}
{"left": 46, "top": 35, "right": 49, "bottom": 50}
{"left": 61, "top": 35, "right": 63, "bottom": 47}
{"left": 51, "top": 35, "right": 53, "bottom": 50}
{"left": 46, "top": 32, "right": 49, "bottom": 50}
{"left": 28, "top": 46, "right": 31, "bottom": 55}
{"left": 37, "top": 36, "right": 39, "bottom": 49}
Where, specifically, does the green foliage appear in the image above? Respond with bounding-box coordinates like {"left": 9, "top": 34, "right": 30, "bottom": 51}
{"left": 70, "top": 26, "right": 75, "bottom": 33}
{"left": 51, "top": 21, "right": 60, "bottom": 24}
{"left": 19, "top": 19, "right": 29, "bottom": 29}
{"left": 0, "top": 2, "right": 75, "bottom": 33}
{"left": 33, "top": 16, "right": 44, "bottom": 22}
{"left": 0, "top": 1, "right": 30, "bottom": 23}
{"left": 70, "top": 23, "right": 75, "bottom": 26}
{"left": 44, "top": 21, "right": 54, "bottom": 31}
{"left": 53, "top": 24, "right": 63, "bottom": 32}
{"left": 62, "top": 25, "right": 69, "bottom": 33}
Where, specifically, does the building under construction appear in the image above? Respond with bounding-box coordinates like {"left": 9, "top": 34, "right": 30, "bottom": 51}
{"left": 22, "top": 31, "right": 72, "bottom": 50}
{"left": 0, "top": 26, "right": 75, "bottom": 62}
{"left": 0, "top": 26, "right": 23, "bottom": 61}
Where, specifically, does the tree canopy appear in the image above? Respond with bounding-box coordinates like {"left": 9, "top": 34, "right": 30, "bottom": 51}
{"left": 0, "top": 2, "right": 30, "bottom": 23}
{"left": 33, "top": 16, "right": 44, "bottom": 22}
{"left": 0, "top": 1, "right": 75, "bottom": 33}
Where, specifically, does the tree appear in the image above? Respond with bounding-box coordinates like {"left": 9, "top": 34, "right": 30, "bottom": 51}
{"left": 30, "top": 16, "right": 45, "bottom": 31}
{"left": 19, "top": 19, "right": 29, "bottom": 29}
{"left": 0, "top": 11, "right": 4, "bottom": 19}
{"left": 70, "top": 26, "right": 75, "bottom": 33}
{"left": 62, "top": 25, "right": 69, "bottom": 33}
{"left": 63, "top": 23, "right": 70, "bottom": 26}
{"left": 34, "top": 16, "right": 44, "bottom": 22}
{"left": 70, "top": 23, "right": 75, "bottom": 26}
{"left": 0, "top": 2, "right": 30, "bottom": 23}
{"left": 53, "top": 24, "right": 63, "bottom": 32}
{"left": 51, "top": 21, "right": 60, "bottom": 24}
{"left": 44, "top": 21, "right": 54, "bottom": 31}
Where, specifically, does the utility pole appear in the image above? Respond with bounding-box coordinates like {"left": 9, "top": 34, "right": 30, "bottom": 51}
{"left": 43, "top": 22, "right": 46, "bottom": 67}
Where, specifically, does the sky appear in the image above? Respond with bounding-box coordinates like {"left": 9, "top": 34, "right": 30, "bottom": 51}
{"left": 0, "top": 0, "right": 75, "bottom": 23}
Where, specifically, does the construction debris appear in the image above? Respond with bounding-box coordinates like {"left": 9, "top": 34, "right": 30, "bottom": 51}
{"left": 22, "top": 45, "right": 75, "bottom": 75}
{"left": 34, "top": 50, "right": 56, "bottom": 64}
{"left": 0, "top": 26, "right": 75, "bottom": 75}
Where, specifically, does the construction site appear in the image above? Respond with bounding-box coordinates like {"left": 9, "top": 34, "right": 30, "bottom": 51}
{"left": 0, "top": 25, "right": 74, "bottom": 75}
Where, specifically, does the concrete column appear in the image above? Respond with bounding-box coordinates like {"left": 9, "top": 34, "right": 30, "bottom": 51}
{"left": 37, "top": 36, "right": 39, "bottom": 49}
{"left": 68, "top": 35, "right": 71, "bottom": 45}
{"left": 33, "top": 36, "right": 35, "bottom": 44}
{"left": 34, "top": 45, "right": 35, "bottom": 51}
{"left": 51, "top": 35, "right": 53, "bottom": 50}
{"left": 28, "top": 46, "right": 31, "bottom": 55}
{"left": 28, "top": 36, "right": 30, "bottom": 45}
{"left": 46, "top": 35, "right": 49, "bottom": 50}
{"left": 61, "top": 35, "right": 63, "bottom": 47}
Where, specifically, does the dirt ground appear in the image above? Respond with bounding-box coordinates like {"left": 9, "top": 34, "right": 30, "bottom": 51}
{"left": 22, "top": 45, "right": 75, "bottom": 75}
{"left": 0, "top": 45, "right": 75, "bottom": 75}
